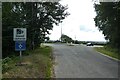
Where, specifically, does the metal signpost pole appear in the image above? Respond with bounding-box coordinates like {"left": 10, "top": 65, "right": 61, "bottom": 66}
{"left": 20, "top": 50, "right": 22, "bottom": 65}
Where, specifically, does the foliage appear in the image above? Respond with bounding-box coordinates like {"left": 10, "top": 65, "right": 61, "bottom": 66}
{"left": 61, "top": 34, "right": 73, "bottom": 43}
{"left": 2, "top": 2, "right": 69, "bottom": 58}
{"left": 2, "top": 46, "right": 53, "bottom": 78}
{"left": 94, "top": 2, "right": 120, "bottom": 51}
{"left": 94, "top": 46, "right": 120, "bottom": 60}
{"left": 2, "top": 57, "right": 19, "bottom": 73}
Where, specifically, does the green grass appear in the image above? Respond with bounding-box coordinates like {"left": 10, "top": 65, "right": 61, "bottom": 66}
{"left": 67, "top": 44, "right": 74, "bottom": 46}
{"left": 2, "top": 45, "right": 53, "bottom": 78}
{"left": 94, "top": 46, "right": 120, "bottom": 60}
{"left": 0, "top": 59, "right": 2, "bottom": 79}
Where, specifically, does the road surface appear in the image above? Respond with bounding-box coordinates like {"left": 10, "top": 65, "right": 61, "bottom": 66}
{"left": 46, "top": 43, "right": 119, "bottom": 78}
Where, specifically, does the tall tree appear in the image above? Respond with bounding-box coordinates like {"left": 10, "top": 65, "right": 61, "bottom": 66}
{"left": 94, "top": 2, "right": 120, "bottom": 51}
{"left": 2, "top": 2, "right": 69, "bottom": 58}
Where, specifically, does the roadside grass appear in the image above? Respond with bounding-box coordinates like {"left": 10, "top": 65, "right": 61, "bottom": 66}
{"left": 67, "top": 44, "right": 74, "bottom": 46}
{"left": 0, "top": 59, "right": 2, "bottom": 79}
{"left": 2, "top": 45, "right": 53, "bottom": 78}
{"left": 94, "top": 46, "right": 120, "bottom": 60}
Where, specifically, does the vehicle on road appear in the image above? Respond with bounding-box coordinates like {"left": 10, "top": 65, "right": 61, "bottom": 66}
{"left": 86, "top": 43, "right": 94, "bottom": 46}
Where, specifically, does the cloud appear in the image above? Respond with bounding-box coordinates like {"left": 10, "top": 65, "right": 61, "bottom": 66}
{"left": 80, "top": 25, "right": 92, "bottom": 32}
{"left": 49, "top": 0, "right": 106, "bottom": 42}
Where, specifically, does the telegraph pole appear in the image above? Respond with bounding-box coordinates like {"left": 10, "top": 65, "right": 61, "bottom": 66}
{"left": 74, "top": 35, "right": 76, "bottom": 44}
{"left": 61, "top": 22, "right": 62, "bottom": 42}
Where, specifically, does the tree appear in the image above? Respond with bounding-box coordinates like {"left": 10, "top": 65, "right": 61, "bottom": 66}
{"left": 94, "top": 2, "right": 120, "bottom": 51}
{"left": 61, "top": 34, "right": 73, "bottom": 43}
{"left": 2, "top": 2, "right": 69, "bottom": 58}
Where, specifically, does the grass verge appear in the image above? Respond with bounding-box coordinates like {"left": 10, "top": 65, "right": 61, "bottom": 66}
{"left": 94, "top": 46, "right": 120, "bottom": 60}
{"left": 2, "top": 45, "right": 53, "bottom": 78}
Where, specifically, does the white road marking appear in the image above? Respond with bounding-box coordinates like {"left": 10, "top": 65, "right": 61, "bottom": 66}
{"left": 97, "top": 52, "right": 120, "bottom": 62}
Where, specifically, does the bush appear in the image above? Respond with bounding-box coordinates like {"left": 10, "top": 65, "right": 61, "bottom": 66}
{"left": 2, "top": 57, "right": 12, "bottom": 73}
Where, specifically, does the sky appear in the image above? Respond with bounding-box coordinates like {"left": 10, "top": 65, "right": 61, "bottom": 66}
{"left": 49, "top": 0, "right": 106, "bottom": 42}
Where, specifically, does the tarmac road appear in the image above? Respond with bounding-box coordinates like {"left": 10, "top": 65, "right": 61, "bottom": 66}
{"left": 45, "top": 43, "right": 119, "bottom": 78}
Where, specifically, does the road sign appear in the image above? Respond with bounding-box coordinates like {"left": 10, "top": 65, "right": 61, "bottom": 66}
{"left": 13, "top": 28, "right": 27, "bottom": 41}
{"left": 15, "top": 41, "right": 26, "bottom": 51}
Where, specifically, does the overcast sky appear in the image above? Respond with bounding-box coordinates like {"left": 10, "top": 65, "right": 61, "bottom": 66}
{"left": 49, "top": 0, "right": 106, "bottom": 42}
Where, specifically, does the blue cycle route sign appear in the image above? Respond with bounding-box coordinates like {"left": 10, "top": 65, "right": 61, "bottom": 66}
{"left": 15, "top": 41, "right": 26, "bottom": 51}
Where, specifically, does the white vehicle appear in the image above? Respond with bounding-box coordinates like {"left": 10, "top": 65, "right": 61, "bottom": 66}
{"left": 86, "top": 43, "right": 94, "bottom": 46}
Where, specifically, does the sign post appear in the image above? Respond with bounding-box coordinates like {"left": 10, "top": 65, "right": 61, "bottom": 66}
{"left": 13, "top": 28, "right": 27, "bottom": 41}
{"left": 20, "top": 50, "right": 22, "bottom": 64}
{"left": 13, "top": 28, "right": 27, "bottom": 66}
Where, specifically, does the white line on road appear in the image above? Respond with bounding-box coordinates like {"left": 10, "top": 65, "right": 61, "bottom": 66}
{"left": 97, "top": 52, "right": 120, "bottom": 62}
